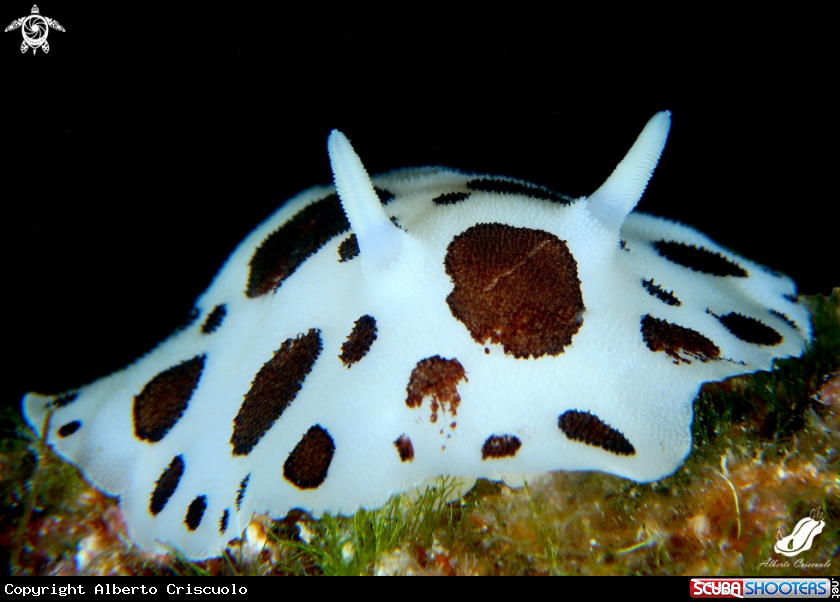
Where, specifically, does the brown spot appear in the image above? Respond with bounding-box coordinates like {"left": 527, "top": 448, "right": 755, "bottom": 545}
{"left": 219, "top": 509, "right": 229, "bottom": 534}
{"left": 231, "top": 330, "right": 322, "bottom": 456}
{"left": 444, "top": 223, "right": 584, "bottom": 358}
{"left": 57, "top": 421, "right": 81, "bottom": 437}
{"left": 433, "top": 191, "right": 471, "bottom": 205}
{"left": 717, "top": 312, "right": 782, "bottom": 346}
{"left": 375, "top": 187, "right": 396, "bottom": 205}
{"left": 640, "top": 314, "right": 720, "bottom": 364}
{"left": 558, "top": 410, "right": 635, "bottom": 456}
{"left": 134, "top": 356, "right": 205, "bottom": 442}
{"left": 185, "top": 495, "right": 207, "bottom": 531}
{"left": 150, "top": 455, "right": 185, "bottom": 516}
{"left": 339, "top": 315, "right": 378, "bottom": 367}
{"left": 235, "top": 474, "right": 250, "bottom": 510}
{"left": 481, "top": 434, "right": 522, "bottom": 459}
{"left": 769, "top": 309, "right": 797, "bottom": 330}
{"left": 283, "top": 425, "right": 335, "bottom": 489}
{"left": 405, "top": 356, "right": 467, "bottom": 423}
{"left": 338, "top": 234, "right": 360, "bottom": 262}
{"left": 484, "top": 347, "right": 490, "bottom": 354}
{"left": 641, "top": 278, "right": 681, "bottom": 306}
{"left": 201, "top": 304, "right": 227, "bottom": 334}
{"left": 247, "top": 194, "right": 349, "bottom": 298}
{"left": 394, "top": 434, "right": 414, "bottom": 462}
{"left": 652, "top": 241, "right": 748, "bottom": 277}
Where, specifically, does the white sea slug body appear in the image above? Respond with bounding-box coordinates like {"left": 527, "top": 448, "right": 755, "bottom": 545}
{"left": 22, "top": 112, "right": 811, "bottom": 560}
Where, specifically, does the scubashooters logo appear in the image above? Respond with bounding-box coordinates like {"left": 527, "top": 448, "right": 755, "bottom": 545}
{"left": 690, "top": 578, "right": 834, "bottom": 598}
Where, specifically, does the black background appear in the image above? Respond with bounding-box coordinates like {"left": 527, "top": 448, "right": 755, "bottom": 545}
{"left": 4, "top": 5, "right": 835, "bottom": 411}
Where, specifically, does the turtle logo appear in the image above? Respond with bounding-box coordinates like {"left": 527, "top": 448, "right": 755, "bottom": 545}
{"left": 5, "top": 5, "right": 65, "bottom": 55}
{"left": 774, "top": 507, "right": 826, "bottom": 557}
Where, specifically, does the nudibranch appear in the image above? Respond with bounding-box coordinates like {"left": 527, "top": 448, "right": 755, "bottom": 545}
{"left": 22, "top": 111, "right": 811, "bottom": 560}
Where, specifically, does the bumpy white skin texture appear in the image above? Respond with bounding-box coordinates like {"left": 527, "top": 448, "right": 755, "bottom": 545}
{"left": 23, "top": 115, "right": 811, "bottom": 560}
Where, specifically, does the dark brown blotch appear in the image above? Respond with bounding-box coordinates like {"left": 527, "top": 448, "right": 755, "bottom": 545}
{"left": 558, "top": 410, "right": 635, "bottom": 456}
{"left": 231, "top": 329, "right": 322, "bottom": 456}
{"left": 339, "top": 315, "right": 378, "bottom": 367}
{"left": 134, "top": 355, "right": 205, "bottom": 442}
{"left": 185, "top": 495, "right": 207, "bottom": 531}
{"left": 389, "top": 216, "right": 406, "bottom": 231}
{"left": 57, "top": 421, "right": 81, "bottom": 437}
{"left": 653, "top": 241, "right": 747, "bottom": 277}
{"left": 466, "top": 178, "right": 573, "bottom": 205}
{"left": 219, "top": 509, "right": 229, "bottom": 534}
{"left": 283, "top": 425, "right": 335, "bottom": 489}
{"left": 338, "top": 234, "right": 360, "bottom": 262}
{"left": 235, "top": 474, "right": 250, "bottom": 511}
{"left": 641, "top": 278, "right": 681, "bottom": 306}
{"left": 247, "top": 194, "right": 349, "bottom": 298}
{"left": 375, "top": 187, "right": 396, "bottom": 205}
{"left": 433, "top": 191, "right": 471, "bottom": 206}
{"left": 769, "top": 309, "right": 797, "bottom": 330}
{"left": 717, "top": 312, "right": 782, "bottom": 346}
{"left": 406, "top": 356, "right": 467, "bottom": 424}
{"left": 201, "top": 304, "right": 227, "bottom": 334}
{"left": 394, "top": 434, "right": 414, "bottom": 462}
{"left": 641, "top": 314, "right": 720, "bottom": 364}
{"left": 445, "top": 223, "right": 585, "bottom": 359}
{"left": 150, "top": 455, "right": 185, "bottom": 516}
{"left": 481, "top": 434, "right": 522, "bottom": 460}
